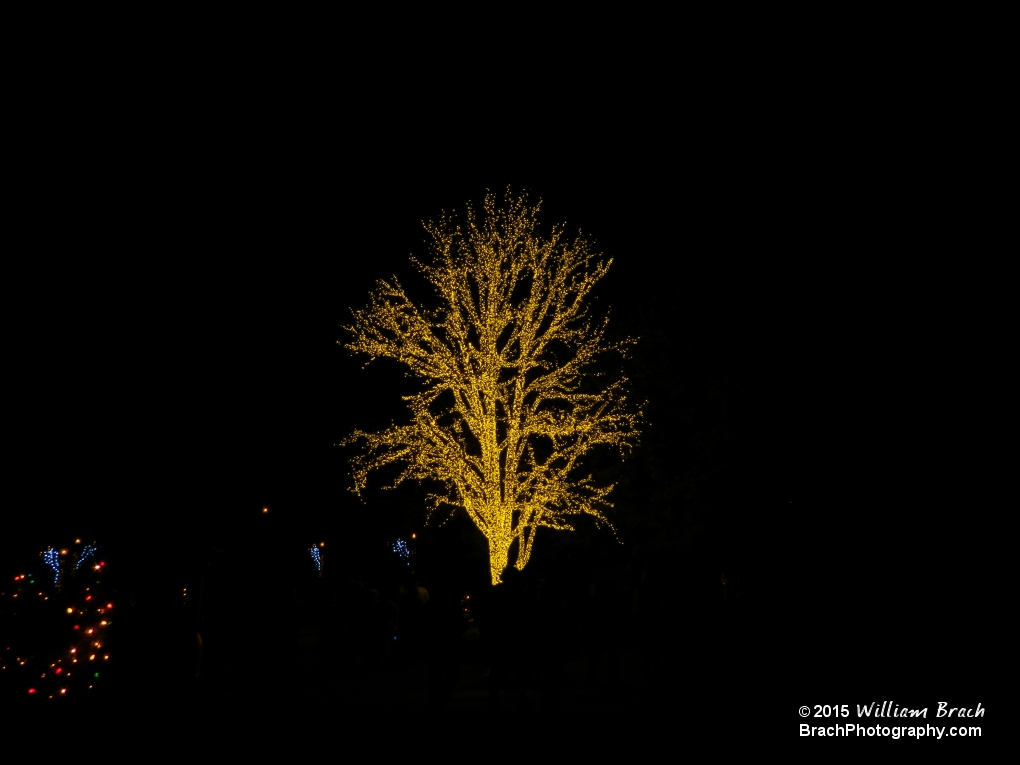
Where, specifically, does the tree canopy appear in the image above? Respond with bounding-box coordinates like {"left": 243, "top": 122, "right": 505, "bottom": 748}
{"left": 343, "top": 190, "right": 642, "bottom": 584}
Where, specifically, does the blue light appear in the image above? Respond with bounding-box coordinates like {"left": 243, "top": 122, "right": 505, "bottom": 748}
{"left": 42, "top": 548, "right": 61, "bottom": 584}
{"left": 309, "top": 546, "right": 322, "bottom": 572}
{"left": 75, "top": 544, "right": 97, "bottom": 571}
{"left": 392, "top": 539, "right": 410, "bottom": 564}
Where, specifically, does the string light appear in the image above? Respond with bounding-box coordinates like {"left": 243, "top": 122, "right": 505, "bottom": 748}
{"left": 5, "top": 539, "right": 113, "bottom": 700}
{"left": 343, "top": 189, "right": 643, "bottom": 584}
{"left": 42, "top": 548, "right": 61, "bottom": 585}
{"left": 75, "top": 544, "right": 97, "bottom": 571}
{"left": 392, "top": 539, "right": 410, "bottom": 564}
{"left": 309, "top": 545, "right": 322, "bottom": 572}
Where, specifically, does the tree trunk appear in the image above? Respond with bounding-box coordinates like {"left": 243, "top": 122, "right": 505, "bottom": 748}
{"left": 488, "top": 536, "right": 510, "bottom": 585}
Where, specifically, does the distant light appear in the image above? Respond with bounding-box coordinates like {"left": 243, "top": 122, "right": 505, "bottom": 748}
{"left": 263, "top": 507, "right": 269, "bottom": 514}
{"left": 76, "top": 544, "right": 97, "bottom": 570}
{"left": 43, "top": 548, "right": 61, "bottom": 583}
{"left": 392, "top": 539, "right": 410, "bottom": 563}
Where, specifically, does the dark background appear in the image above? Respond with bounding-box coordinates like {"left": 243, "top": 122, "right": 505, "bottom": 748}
{"left": 3, "top": 59, "right": 1002, "bottom": 709}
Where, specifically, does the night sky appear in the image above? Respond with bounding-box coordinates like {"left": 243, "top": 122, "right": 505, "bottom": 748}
{"left": 5, "top": 76, "right": 999, "bottom": 696}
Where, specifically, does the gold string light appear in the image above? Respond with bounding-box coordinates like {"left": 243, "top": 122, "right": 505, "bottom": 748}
{"left": 343, "top": 190, "right": 642, "bottom": 584}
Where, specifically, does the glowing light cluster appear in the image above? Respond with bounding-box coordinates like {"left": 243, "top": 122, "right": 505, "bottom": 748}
{"left": 42, "top": 548, "right": 61, "bottom": 585}
{"left": 309, "top": 545, "right": 322, "bottom": 572}
{"left": 2, "top": 540, "right": 113, "bottom": 699}
{"left": 75, "top": 544, "right": 97, "bottom": 571}
{"left": 392, "top": 539, "right": 410, "bottom": 564}
{"left": 343, "top": 190, "right": 642, "bottom": 584}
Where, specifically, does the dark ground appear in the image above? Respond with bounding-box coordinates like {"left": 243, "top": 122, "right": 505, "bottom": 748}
{"left": 4, "top": 552, "right": 995, "bottom": 747}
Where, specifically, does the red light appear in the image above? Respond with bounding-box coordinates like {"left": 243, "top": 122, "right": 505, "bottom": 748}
{"left": 99, "top": 561, "right": 105, "bottom": 567}
{"left": 27, "top": 688, "right": 36, "bottom": 694}
{"left": 85, "top": 595, "right": 92, "bottom": 601}
{"left": 73, "top": 625, "right": 80, "bottom": 630}
{"left": 55, "top": 667, "right": 63, "bottom": 674}
{"left": 106, "top": 603, "right": 113, "bottom": 609}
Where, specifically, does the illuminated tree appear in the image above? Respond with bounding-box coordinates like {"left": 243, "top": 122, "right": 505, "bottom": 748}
{"left": 343, "top": 191, "right": 642, "bottom": 585}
